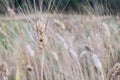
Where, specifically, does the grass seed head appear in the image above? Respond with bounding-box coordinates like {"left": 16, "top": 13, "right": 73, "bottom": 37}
{"left": 36, "top": 20, "right": 48, "bottom": 49}
{"left": 108, "top": 63, "right": 120, "bottom": 80}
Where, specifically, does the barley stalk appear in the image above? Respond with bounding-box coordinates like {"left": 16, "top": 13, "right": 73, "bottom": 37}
{"left": 36, "top": 19, "right": 48, "bottom": 80}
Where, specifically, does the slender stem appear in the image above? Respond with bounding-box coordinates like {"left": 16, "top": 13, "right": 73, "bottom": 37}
{"left": 41, "top": 50, "right": 44, "bottom": 80}
{"left": 33, "top": 57, "right": 39, "bottom": 80}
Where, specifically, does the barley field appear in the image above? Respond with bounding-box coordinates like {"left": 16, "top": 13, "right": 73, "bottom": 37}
{"left": 0, "top": 1, "right": 120, "bottom": 80}
{"left": 0, "top": 14, "right": 120, "bottom": 80}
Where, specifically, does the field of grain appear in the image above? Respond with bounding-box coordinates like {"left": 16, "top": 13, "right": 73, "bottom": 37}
{"left": 0, "top": 14, "right": 120, "bottom": 80}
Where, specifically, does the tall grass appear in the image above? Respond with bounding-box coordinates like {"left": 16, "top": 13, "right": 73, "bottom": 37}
{"left": 0, "top": 0, "right": 120, "bottom": 80}
{"left": 0, "top": 15, "right": 120, "bottom": 80}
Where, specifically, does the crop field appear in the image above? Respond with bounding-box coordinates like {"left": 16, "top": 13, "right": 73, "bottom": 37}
{"left": 0, "top": 13, "right": 120, "bottom": 80}
{"left": 1, "top": 0, "right": 120, "bottom": 80}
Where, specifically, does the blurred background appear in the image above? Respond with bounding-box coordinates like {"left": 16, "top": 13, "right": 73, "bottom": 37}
{"left": 1, "top": 0, "right": 120, "bottom": 15}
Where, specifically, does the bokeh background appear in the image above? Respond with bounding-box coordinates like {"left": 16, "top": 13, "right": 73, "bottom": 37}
{"left": 1, "top": 0, "right": 120, "bottom": 15}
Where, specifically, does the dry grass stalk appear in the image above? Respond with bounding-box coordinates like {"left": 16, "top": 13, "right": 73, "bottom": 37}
{"left": 54, "top": 19, "right": 65, "bottom": 30}
{"left": 14, "top": 43, "right": 34, "bottom": 80}
{"left": 26, "top": 45, "right": 35, "bottom": 57}
{"left": 7, "top": 7, "right": 16, "bottom": 19}
{"left": 92, "top": 54, "right": 105, "bottom": 80}
{"left": 26, "top": 64, "right": 34, "bottom": 80}
{"left": 0, "top": 62, "right": 9, "bottom": 80}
